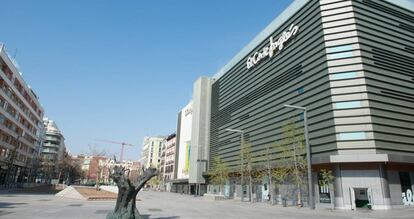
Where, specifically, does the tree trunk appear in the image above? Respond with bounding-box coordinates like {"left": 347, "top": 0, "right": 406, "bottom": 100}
{"left": 297, "top": 185, "right": 302, "bottom": 207}
{"left": 58, "top": 169, "right": 62, "bottom": 184}
{"left": 269, "top": 169, "right": 274, "bottom": 205}
{"left": 249, "top": 171, "right": 253, "bottom": 203}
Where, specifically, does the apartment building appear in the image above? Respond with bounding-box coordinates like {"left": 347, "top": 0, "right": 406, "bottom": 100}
{"left": 140, "top": 136, "right": 165, "bottom": 169}
{"left": 0, "top": 44, "right": 44, "bottom": 184}
{"left": 40, "top": 118, "right": 65, "bottom": 178}
{"left": 162, "top": 133, "right": 176, "bottom": 191}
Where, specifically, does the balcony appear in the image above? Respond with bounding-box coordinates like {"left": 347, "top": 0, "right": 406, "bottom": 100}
{"left": 42, "top": 143, "right": 60, "bottom": 148}
{"left": 42, "top": 149, "right": 58, "bottom": 154}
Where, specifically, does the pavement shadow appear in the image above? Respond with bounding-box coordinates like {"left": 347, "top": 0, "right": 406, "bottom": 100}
{"left": 0, "top": 202, "right": 28, "bottom": 209}
{"left": 141, "top": 215, "right": 180, "bottom": 219}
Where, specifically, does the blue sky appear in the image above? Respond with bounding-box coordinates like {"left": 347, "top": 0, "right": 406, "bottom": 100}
{"left": 0, "top": 0, "right": 292, "bottom": 160}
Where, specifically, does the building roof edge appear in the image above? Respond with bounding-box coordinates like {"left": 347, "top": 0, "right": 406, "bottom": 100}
{"left": 212, "top": 0, "right": 309, "bottom": 80}
{"left": 385, "top": 0, "right": 414, "bottom": 12}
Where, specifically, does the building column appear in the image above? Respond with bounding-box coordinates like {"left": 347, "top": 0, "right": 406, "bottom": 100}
{"left": 379, "top": 163, "right": 391, "bottom": 209}
{"left": 333, "top": 164, "right": 345, "bottom": 209}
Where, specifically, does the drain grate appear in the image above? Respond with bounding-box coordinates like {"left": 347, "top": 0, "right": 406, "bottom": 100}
{"left": 148, "top": 208, "right": 162, "bottom": 212}
{"left": 68, "top": 204, "right": 83, "bottom": 207}
{"left": 95, "top": 210, "right": 111, "bottom": 214}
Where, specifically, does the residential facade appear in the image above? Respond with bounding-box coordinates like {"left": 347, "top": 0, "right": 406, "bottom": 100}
{"left": 76, "top": 155, "right": 107, "bottom": 184}
{"left": 140, "top": 136, "right": 165, "bottom": 169}
{"left": 0, "top": 44, "right": 44, "bottom": 185}
{"left": 162, "top": 133, "right": 176, "bottom": 191}
{"left": 203, "top": 0, "right": 414, "bottom": 210}
{"left": 41, "top": 118, "right": 66, "bottom": 167}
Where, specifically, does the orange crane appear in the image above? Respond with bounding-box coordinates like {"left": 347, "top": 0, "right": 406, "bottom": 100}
{"left": 95, "top": 139, "right": 135, "bottom": 161}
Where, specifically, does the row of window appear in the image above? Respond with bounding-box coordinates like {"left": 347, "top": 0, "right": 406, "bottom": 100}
{"left": 0, "top": 90, "right": 38, "bottom": 137}
{"left": 164, "top": 165, "right": 174, "bottom": 173}
{"left": 294, "top": 45, "right": 360, "bottom": 96}
{"left": 337, "top": 132, "right": 366, "bottom": 140}
{"left": 0, "top": 129, "right": 33, "bottom": 154}
{"left": 0, "top": 58, "right": 43, "bottom": 118}
{"left": 0, "top": 145, "right": 31, "bottom": 163}
{"left": 329, "top": 45, "right": 366, "bottom": 142}
{"left": 326, "top": 44, "right": 356, "bottom": 60}
{"left": 0, "top": 110, "right": 36, "bottom": 145}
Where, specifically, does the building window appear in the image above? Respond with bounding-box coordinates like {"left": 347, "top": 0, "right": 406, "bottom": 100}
{"left": 327, "top": 52, "right": 353, "bottom": 60}
{"left": 331, "top": 72, "right": 358, "bottom": 80}
{"left": 334, "top": 101, "right": 362, "bottom": 109}
{"left": 338, "top": 132, "right": 366, "bottom": 140}
{"left": 326, "top": 45, "right": 354, "bottom": 53}
{"left": 299, "top": 112, "right": 304, "bottom": 121}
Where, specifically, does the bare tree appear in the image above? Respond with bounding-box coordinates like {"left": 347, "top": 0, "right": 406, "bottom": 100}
{"left": 57, "top": 151, "right": 72, "bottom": 184}
{"left": 281, "top": 119, "right": 307, "bottom": 206}
{"left": 88, "top": 144, "right": 107, "bottom": 156}
{"left": 241, "top": 140, "right": 254, "bottom": 203}
{"left": 262, "top": 145, "right": 275, "bottom": 204}
{"left": 208, "top": 156, "right": 229, "bottom": 195}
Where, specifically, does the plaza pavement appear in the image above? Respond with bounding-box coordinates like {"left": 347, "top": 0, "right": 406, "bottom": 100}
{"left": 0, "top": 190, "right": 413, "bottom": 219}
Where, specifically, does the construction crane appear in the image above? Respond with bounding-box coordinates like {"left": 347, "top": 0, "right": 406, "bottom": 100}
{"left": 95, "top": 139, "right": 135, "bottom": 161}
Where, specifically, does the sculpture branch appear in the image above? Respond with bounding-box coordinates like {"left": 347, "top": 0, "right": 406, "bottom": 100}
{"left": 107, "top": 166, "right": 158, "bottom": 219}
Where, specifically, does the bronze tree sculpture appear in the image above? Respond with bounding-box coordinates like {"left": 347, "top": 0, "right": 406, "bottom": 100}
{"left": 106, "top": 165, "right": 158, "bottom": 219}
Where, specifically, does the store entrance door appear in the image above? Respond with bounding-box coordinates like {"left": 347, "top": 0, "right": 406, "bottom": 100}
{"left": 354, "top": 188, "right": 371, "bottom": 209}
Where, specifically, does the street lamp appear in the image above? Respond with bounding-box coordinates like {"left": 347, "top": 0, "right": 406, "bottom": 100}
{"left": 225, "top": 128, "right": 246, "bottom": 202}
{"left": 283, "top": 104, "right": 315, "bottom": 209}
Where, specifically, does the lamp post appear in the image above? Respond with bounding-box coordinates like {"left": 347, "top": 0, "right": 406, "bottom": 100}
{"left": 283, "top": 104, "right": 315, "bottom": 209}
{"left": 225, "top": 128, "right": 245, "bottom": 202}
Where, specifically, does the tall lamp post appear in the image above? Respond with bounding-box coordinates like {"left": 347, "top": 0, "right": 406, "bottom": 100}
{"left": 225, "top": 128, "right": 245, "bottom": 202}
{"left": 283, "top": 104, "right": 315, "bottom": 209}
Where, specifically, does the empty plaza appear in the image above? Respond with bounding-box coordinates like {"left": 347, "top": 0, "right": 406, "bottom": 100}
{"left": 1, "top": 191, "right": 414, "bottom": 219}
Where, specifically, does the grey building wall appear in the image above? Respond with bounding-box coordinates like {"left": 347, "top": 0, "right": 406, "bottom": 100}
{"left": 210, "top": 0, "right": 414, "bottom": 168}
{"left": 189, "top": 77, "right": 213, "bottom": 184}
{"left": 210, "top": 0, "right": 333, "bottom": 169}
{"left": 207, "top": 0, "right": 413, "bottom": 209}
{"left": 353, "top": 0, "right": 414, "bottom": 157}
{"left": 388, "top": 170, "right": 402, "bottom": 205}
{"left": 174, "top": 112, "right": 182, "bottom": 180}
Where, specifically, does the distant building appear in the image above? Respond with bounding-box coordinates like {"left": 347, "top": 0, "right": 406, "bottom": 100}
{"left": 161, "top": 133, "right": 176, "bottom": 191}
{"left": 0, "top": 44, "right": 45, "bottom": 184}
{"left": 41, "top": 119, "right": 65, "bottom": 163}
{"left": 98, "top": 159, "right": 141, "bottom": 184}
{"left": 75, "top": 155, "right": 107, "bottom": 184}
{"left": 171, "top": 101, "right": 192, "bottom": 194}
{"left": 140, "top": 136, "right": 165, "bottom": 169}
{"left": 37, "top": 118, "right": 66, "bottom": 183}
